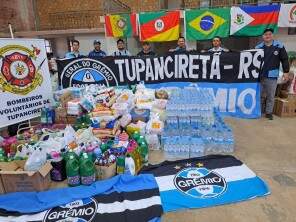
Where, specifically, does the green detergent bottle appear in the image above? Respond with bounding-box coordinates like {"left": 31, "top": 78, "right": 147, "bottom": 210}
{"left": 139, "top": 141, "right": 149, "bottom": 166}
{"left": 80, "top": 153, "right": 96, "bottom": 185}
{"left": 66, "top": 155, "right": 80, "bottom": 186}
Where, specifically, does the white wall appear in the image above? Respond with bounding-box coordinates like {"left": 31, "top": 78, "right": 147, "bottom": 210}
{"left": 274, "top": 28, "right": 296, "bottom": 52}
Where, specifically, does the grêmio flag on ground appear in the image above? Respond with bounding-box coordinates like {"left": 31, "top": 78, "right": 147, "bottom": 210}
{"left": 140, "top": 155, "right": 270, "bottom": 212}
{"left": 57, "top": 50, "right": 264, "bottom": 118}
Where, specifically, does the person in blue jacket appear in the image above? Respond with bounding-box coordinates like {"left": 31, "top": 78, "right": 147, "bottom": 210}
{"left": 65, "top": 40, "right": 83, "bottom": 59}
{"left": 256, "top": 28, "right": 290, "bottom": 120}
{"left": 88, "top": 40, "right": 106, "bottom": 59}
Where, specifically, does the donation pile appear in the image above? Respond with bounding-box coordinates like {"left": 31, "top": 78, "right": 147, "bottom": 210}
{"left": 162, "top": 87, "right": 234, "bottom": 159}
{"left": 0, "top": 83, "right": 234, "bottom": 193}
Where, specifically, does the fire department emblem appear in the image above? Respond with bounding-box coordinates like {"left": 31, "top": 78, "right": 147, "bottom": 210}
{"left": 0, "top": 45, "right": 44, "bottom": 95}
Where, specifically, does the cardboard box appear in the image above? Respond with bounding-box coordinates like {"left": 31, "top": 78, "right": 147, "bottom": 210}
{"left": 95, "top": 162, "right": 116, "bottom": 180}
{"left": 274, "top": 98, "right": 296, "bottom": 117}
{"left": 0, "top": 160, "right": 52, "bottom": 193}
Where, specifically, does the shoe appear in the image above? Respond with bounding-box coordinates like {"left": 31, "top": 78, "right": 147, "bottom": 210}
{"left": 265, "top": 114, "right": 273, "bottom": 120}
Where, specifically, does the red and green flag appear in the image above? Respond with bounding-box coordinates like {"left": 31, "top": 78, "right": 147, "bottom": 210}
{"left": 230, "top": 5, "right": 280, "bottom": 36}
{"left": 139, "top": 10, "right": 180, "bottom": 42}
{"left": 105, "top": 13, "right": 137, "bottom": 38}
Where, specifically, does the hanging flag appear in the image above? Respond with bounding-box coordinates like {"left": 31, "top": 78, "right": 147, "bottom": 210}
{"left": 185, "top": 8, "right": 230, "bottom": 40}
{"left": 230, "top": 5, "right": 280, "bottom": 36}
{"left": 105, "top": 13, "right": 137, "bottom": 38}
{"left": 278, "top": 3, "right": 296, "bottom": 27}
{"left": 139, "top": 10, "right": 180, "bottom": 42}
{"left": 140, "top": 155, "right": 270, "bottom": 212}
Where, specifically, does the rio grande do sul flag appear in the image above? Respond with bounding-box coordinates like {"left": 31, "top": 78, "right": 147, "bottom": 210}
{"left": 105, "top": 13, "right": 137, "bottom": 38}
{"left": 230, "top": 5, "right": 280, "bottom": 36}
{"left": 139, "top": 10, "right": 180, "bottom": 42}
{"left": 185, "top": 8, "right": 230, "bottom": 41}
{"left": 278, "top": 3, "right": 296, "bottom": 27}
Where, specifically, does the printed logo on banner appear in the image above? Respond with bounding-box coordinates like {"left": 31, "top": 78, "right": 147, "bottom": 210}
{"left": 174, "top": 167, "right": 227, "bottom": 198}
{"left": 43, "top": 198, "right": 97, "bottom": 222}
{"left": 155, "top": 19, "right": 165, "bottom": 32}
{"left": 234, "top": 14, "right": 244, "bottom": 25}
{"left": 0, "top": 45, "right": 44, "bottom": 95}
{"left": 60, "top": 58, "right": 118, "bottom": 88}
{"left": 290, "top": 5, "right": 296, "bottom": 22}
{"left": 117, "top": 18, "right": 127, "bottom": 29}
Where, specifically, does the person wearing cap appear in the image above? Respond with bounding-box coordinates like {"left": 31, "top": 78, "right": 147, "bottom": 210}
{"left": 65, "top": 40, "right": 83, "bottom": 58}
{"left": 112, "top": 39, "right": 131, "bottom": 56}
{"left": 208, "top": 36, "right": 229, "bottom": 53}
{"left": 256, "top": 28, "right": 290, "bottom": 120}
{"left": 137, "top": 42, "right": 156, "bottom": 57}
{"left": 88, "top": 40, "right": 106, "bottom": 59}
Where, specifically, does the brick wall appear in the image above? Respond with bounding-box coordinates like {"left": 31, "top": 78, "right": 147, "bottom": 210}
{"left": 0, "top": 0, "right": 35, "bottom": 34}
{"left": 120, "top": 0, "right": 161, "bottom": 12}
{"left": 184, "top": 0, "right": 200, "bottom": 8}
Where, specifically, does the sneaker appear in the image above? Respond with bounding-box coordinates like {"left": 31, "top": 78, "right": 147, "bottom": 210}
{"left": 265, "top": 114, "right": 273, "bottom": 120}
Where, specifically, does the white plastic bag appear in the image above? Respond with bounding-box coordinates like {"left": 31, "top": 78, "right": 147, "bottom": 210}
{"left": 24, "top": 144, "right": 47, "bottom": 171}
{"left": 146, "top": 114, "right": 164, "bottom": 134}
{"left": 64, "top": 125, "right": 77, "bottom": 146}
{"left": 145, "top": 134, "right": 160, "bottom": 150}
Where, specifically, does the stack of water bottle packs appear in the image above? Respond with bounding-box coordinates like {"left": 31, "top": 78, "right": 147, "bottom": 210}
{"left": 162, "top": 87, "right": 234, "bottom": 159}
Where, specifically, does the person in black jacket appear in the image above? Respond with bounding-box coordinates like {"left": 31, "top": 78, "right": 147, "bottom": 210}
{"left": 137, "top": 42, "right": 156, "bottom": 57}
{"left": 256, "top": 28, "right": 290, "bottom": 120}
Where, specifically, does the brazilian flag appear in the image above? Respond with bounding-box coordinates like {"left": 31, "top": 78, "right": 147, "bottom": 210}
{"left": 185, "top": 8, "right": 230, "bottom": 40}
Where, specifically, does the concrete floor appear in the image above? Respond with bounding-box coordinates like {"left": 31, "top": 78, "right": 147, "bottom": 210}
{"left": 149, "top": 116, "right": 296, "bottom": 222}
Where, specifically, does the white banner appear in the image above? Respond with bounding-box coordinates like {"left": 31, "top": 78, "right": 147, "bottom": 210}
{"left": 278, "top": 3, "right": 296, "bottom": 27}
{"left": 0, "top": 38, "right": 53, "bottom": 127}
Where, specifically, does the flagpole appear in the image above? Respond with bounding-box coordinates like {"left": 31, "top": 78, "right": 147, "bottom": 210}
{"left": 8, "top": 23, "right": 14, "bottom": 39}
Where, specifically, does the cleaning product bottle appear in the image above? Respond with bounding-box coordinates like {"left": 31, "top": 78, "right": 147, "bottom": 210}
{"left": 66, "top": 155, "right": 80, "bottom": 186}
{"left": 132, "top": 131, "right": 141, "bottom": 142}
{"left": 80, "top": 153, "right": 96, "bottom": 185}
{"left": 116, "top": 155, "right": 125, "bottom": 175}
{"left": 139, "top": 141, "right": 149, "bottom": 166}
{"left": 50, "top": 152, "right": 66, "bottom": 182}
{"left": 0, "top": 148, "right": 7, "bottom": 162}
{"left": 125, "top": 154, "right": 135, "bottom": 175}
{"left": 40, "top": 107, "right": 47, "bottom": 124}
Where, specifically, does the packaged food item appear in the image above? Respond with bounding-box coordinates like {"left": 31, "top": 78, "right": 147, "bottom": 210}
{"left": 119, "top": 114, "right": 132, "bottom": 128}
{"left": 155, "top": 89, "right": 169, "bottom": 99}
{"left": 116, "top": 155, "right": 125, "bottom": 175}
{"left": 130, "top": 108, "right": 150, "bottom": 123}
{"left": 125, "top": 154, "right": 135, "bottom": 175}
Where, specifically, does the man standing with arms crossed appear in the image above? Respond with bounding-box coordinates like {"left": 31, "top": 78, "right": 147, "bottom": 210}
{"left": 256, "top": 28, "right": 290, "bottom": 120}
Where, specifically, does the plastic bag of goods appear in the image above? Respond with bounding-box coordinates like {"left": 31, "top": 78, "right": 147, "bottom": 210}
{"left": 112, "top": 102, "right": 129, "bottom": 116}
{"left": 145, "top": 134, "right": 160, "bottom": 150}
{"left": 155, "top": 89, "right": 169, "bottom": 100}
{"left": 80, "top": 94, "right": 95, "bottom": 112}
{"left": 153, "top": 99, "right": 168, "bottom": 110}
{"left": 130, "top": 108, "right": 150, "bottom": 123}
{"left": 67, "top": 99, "right": 82, "bottom": 115}
{"left": 63, "top": 125, "right": 77, "bottom": 149}
{"left": 146, "top": 114, "right": 164, "bottom": 134}
{"left": 119, "top": 114, "right": 132, "bottom": 128}
{"left": 24, "top": 144, "right": 47, "bottom": 171}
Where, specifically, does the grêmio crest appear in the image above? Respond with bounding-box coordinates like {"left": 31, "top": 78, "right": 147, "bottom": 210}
{"left": 174, "top": 167, "right": 227, "bottom": 198}
{"left": 60, "top": 58, "right": 118, "bottom": 88}
{"left": 0, "top": 45, "right": 44, "bottom": 95}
